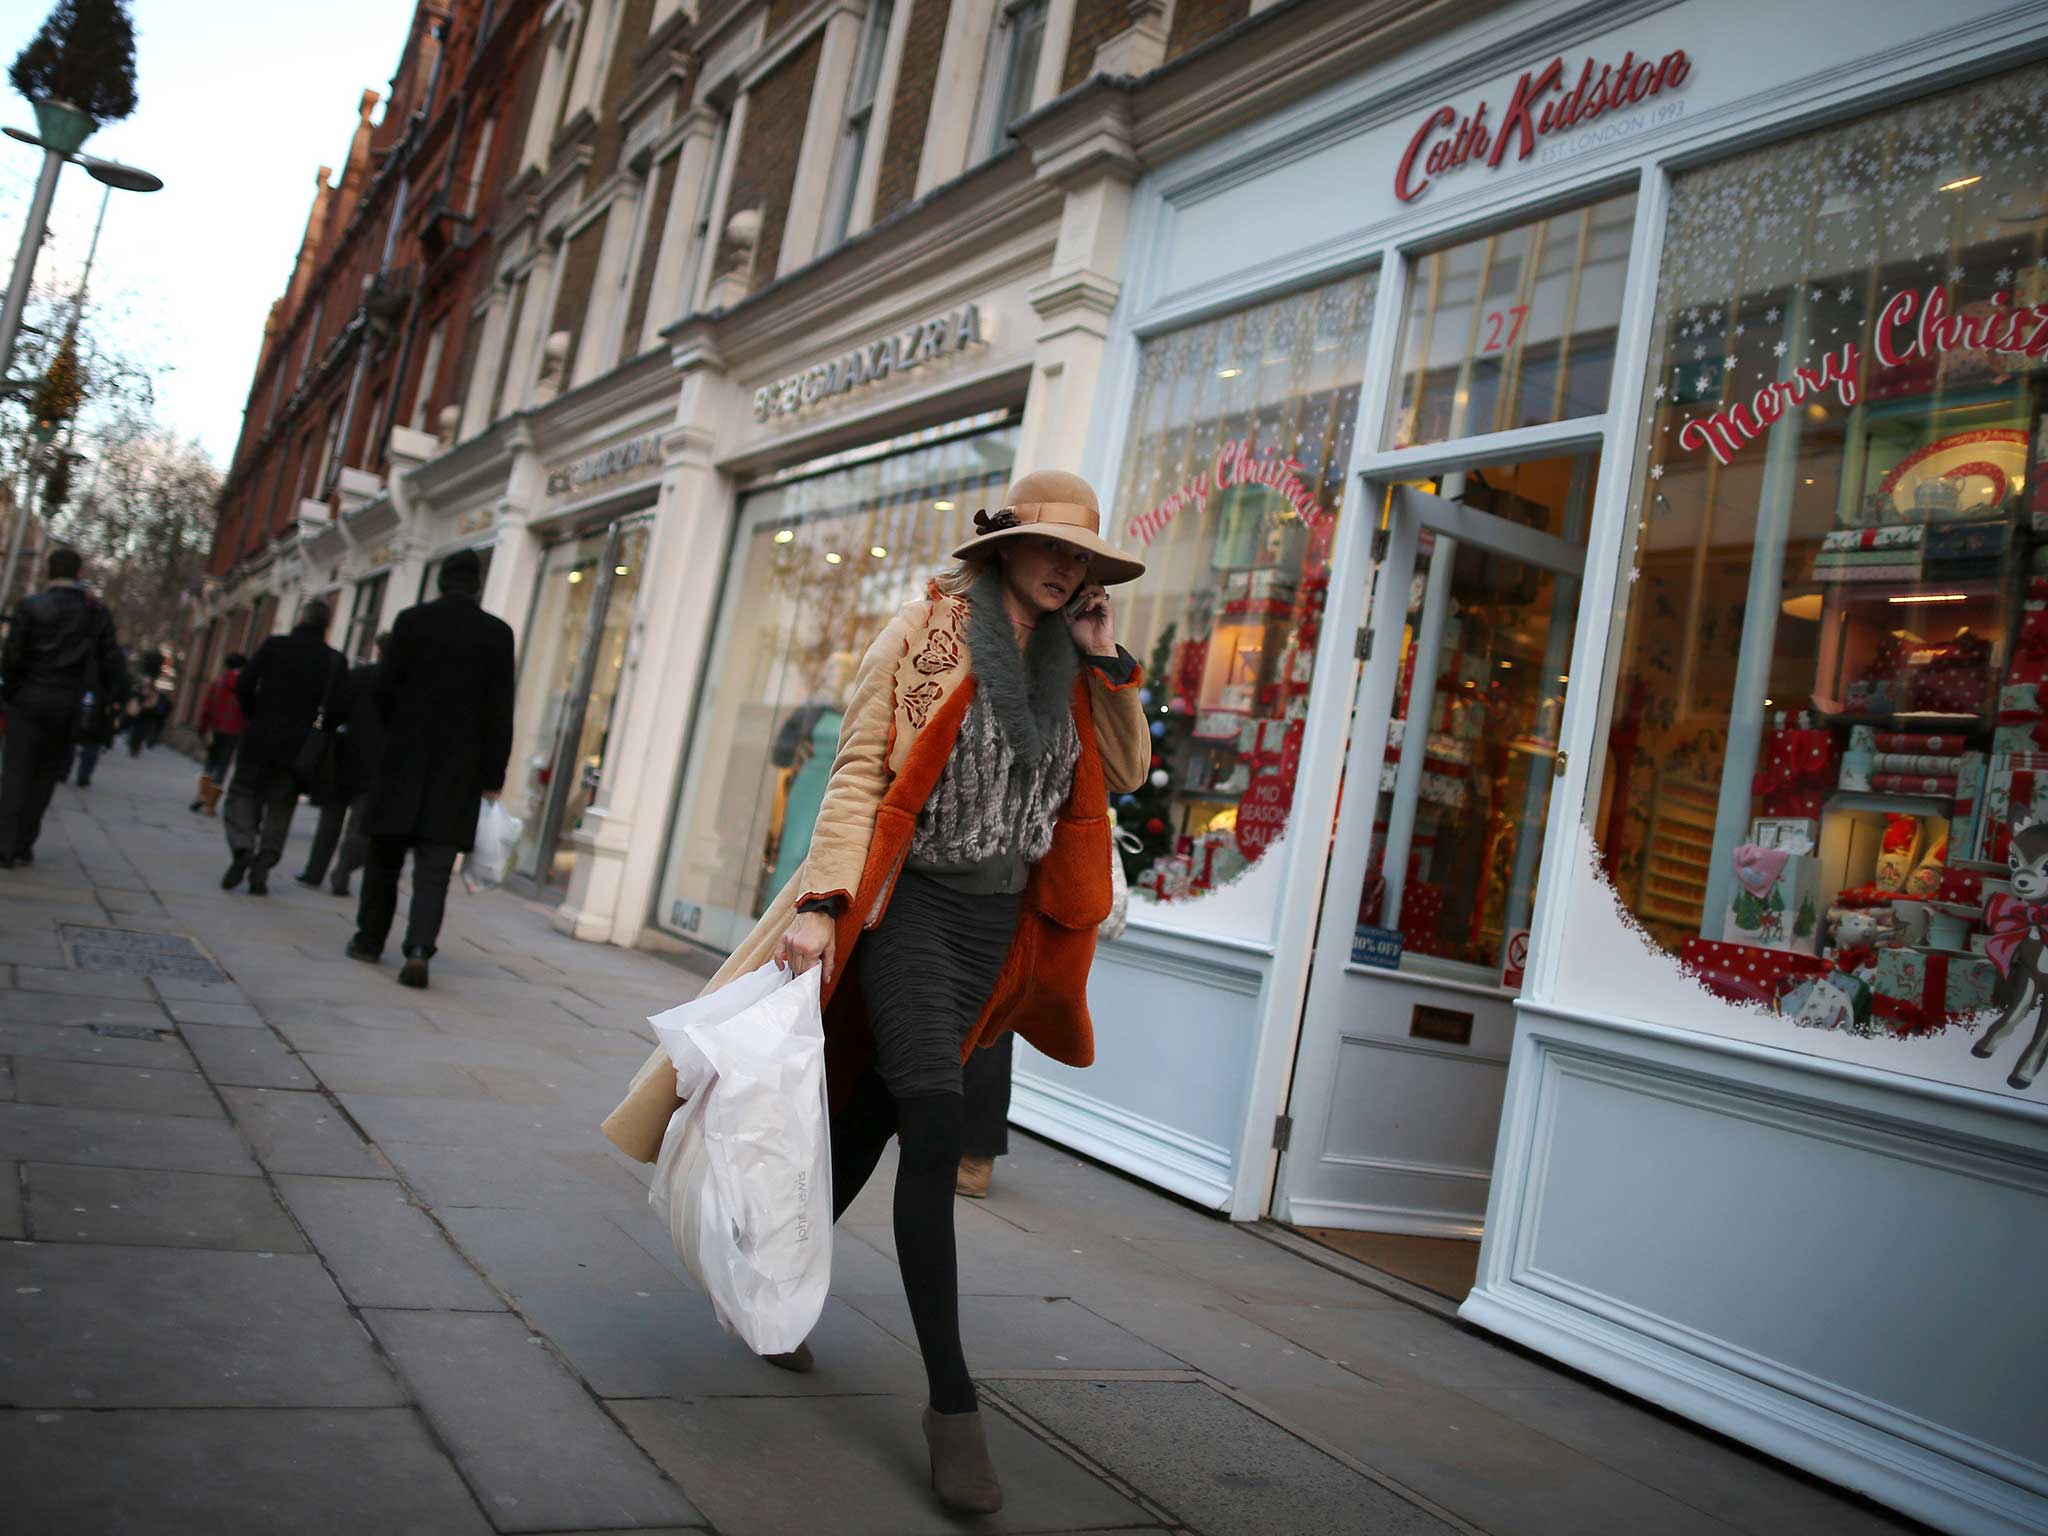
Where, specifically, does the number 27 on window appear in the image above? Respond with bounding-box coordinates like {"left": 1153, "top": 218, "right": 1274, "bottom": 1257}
{"left": 1480, "top": 305, "right": 1529, "bottom": 353}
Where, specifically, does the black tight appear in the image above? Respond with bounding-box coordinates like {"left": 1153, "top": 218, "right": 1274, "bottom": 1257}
{"left": 831, "top": 1068, "right": 974, "bottom": 1414}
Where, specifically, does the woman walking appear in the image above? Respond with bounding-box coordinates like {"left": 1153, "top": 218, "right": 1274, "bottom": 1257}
{"left": 604, "top": 470, "right": 1148, "bottom": 1514}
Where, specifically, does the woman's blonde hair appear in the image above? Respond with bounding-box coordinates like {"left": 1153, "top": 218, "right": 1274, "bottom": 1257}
{"left": 930, "top": 553, "right": 994, "bottom": 597}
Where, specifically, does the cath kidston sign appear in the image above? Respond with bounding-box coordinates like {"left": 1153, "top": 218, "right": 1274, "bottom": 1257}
{"left": 1397, "top": 46, "right": 1693, "bottom": 203}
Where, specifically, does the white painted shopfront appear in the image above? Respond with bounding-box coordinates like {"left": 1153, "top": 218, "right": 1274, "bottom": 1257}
{"left": 1046, "top": 2, "right": 2048, "bottom": 1531}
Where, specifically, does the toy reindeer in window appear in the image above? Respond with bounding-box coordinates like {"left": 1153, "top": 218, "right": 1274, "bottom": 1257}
{"left": 1978, "top": 819, "right": 2048, "bottom": 1091}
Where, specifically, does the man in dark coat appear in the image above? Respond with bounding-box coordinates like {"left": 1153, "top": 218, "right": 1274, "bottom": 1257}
{"left": 297, "top": 632, "right": 388, "bottom": 897}
{"left": 223, "top": 601, "right": 346, "bottom": 895}
{"left": 349, "top": 550, "right": 514, "bottom": 988}
{"left": 0, "top": 548, "right": 127, "bottom": 867}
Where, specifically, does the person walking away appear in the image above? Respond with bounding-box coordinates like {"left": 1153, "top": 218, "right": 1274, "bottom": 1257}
{"left": 122, "top": 686, "right": 149, "bottom": 756}
{"left": 348, "top": 552, "right": 513, "bottom": 988}
{"left": 0, "top": 548, "right": 127, "bottom": 868}
{"left": 956, "top": 1031, "right": 1013, "bottom": 1198}
{"left": 223, "top": 604, "right": 345, "bottom": 895}
{"left": 190, "top": 651, "right": 247, "bottom": 814}
{"left": 70, "top": 678, "right": 123, "bottom": 789}
{"left": 299, "top": 632, "right": 387, "bottom": 896}
{"left": 601, "top": 470, "right": 1149, "bottom": 1515}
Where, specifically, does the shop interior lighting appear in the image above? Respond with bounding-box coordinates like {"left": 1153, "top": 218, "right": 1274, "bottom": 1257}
{"left": 1764, "top": 698, "right": 1774, "bottom": 707}
{"left": 934, "top": 499, "right": 955, "bottom": 511}
{"left": 1888, "top": 592, "right": 1968, "bottom": 604}
{"left": 614, "top": 565, "right": 629, "bottom": 576}
{"left": 1500, "top": 660, "right": 1513, "bottom": 668}
{"left": 1781, "top": 593, "right": 1825, "bottom": 621}
{"left": 774, "top": 528, "right": 795, "bottom": 543}
{"left": 869, "top": 545, "right": 887, "bottom": 558}
{"left": 1217, "top": 367, "right": 1242, "bottom": 379}
{"left": 1803, "top": 477, "right": 1815, "bottom": 485}
{"left": 825, "top": 551, "right": 843, "bottom": 564}
{"left": 1939, "top": 173, "right": 1983, "bottom": 192}
{"left": 568, "top": 570, "right": 583, "bottom": 583}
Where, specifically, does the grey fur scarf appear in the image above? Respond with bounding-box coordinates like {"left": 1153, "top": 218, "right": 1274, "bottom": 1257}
{"left": 906, "top": 566, "right": 1083, "bottom": 871}
{"left": 964, "top": 562, "right": 1079, "bottom": 760}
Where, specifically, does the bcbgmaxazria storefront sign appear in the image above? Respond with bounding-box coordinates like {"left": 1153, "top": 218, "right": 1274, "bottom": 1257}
{"left": 753, "top": 304, "right": 987, "bottom": 422}
{"left": 1395, "top": 46, "right": 1693, "bottom": 202}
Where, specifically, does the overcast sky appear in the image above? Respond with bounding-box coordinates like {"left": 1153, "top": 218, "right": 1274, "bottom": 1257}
{"left": 0, "top": 0, "right": 422, "bottom": 467}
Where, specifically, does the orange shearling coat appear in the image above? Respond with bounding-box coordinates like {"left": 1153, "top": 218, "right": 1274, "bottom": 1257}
{"left": 602, "top": 583, "right": 1150, "bottom": 1164}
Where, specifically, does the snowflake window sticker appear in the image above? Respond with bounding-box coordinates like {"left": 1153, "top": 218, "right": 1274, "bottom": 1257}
{"left": 1594, "top": 61, "right": 2048, "bottom": 1094}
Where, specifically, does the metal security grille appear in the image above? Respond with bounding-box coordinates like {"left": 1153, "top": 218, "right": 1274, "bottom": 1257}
{"left": 58, "top": 925, "right": 228, "bottom": 983}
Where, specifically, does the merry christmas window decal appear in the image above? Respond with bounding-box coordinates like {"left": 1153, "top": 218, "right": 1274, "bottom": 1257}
{"left": 1586, "top": 61, "right": 2048, "bottom": 1098}
{"left": 1106, "top": 270, "right": 1376, "bottom": 907}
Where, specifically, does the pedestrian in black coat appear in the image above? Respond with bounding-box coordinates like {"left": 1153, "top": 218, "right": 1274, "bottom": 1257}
{"left": 349, "top": 550, "right": 514, "bottom": 988}
{"left": 297, "top": 634, "right": 388, "bottom": 897}
{"left": 0, "top": 548, "right": 127, "bottom": 867}
{"left": 222, "top": 603, "right": 346, "bottom": 895}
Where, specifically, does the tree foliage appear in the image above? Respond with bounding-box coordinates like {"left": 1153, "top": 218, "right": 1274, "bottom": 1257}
{"left": 47, "top": 425, "right": 219, "bottom": 651}
{"left": 9, "top": 0, "right": 138, "bottom": 124}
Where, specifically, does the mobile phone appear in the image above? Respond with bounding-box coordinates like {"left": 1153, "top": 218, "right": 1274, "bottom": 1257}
{"left": 1066, "top": 586, "right": 1097, "bottom": 620}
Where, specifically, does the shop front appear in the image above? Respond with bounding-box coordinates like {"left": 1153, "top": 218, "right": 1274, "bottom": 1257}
{"left": 655, "top": 406, "right": 1021, "bottom": 952}
{"left": 647, "top": 285, "right": 1046, "bottom": 950}
{"left": 506, "top": 434, "right": 665, "bottom": 898}
{"left": 1067, "top": 1, "right": 2047, "bottom": 1528}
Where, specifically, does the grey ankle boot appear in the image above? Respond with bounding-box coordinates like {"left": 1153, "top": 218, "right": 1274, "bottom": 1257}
{"left": 922, "top": 1406, "right": 1002, "bottom": 1514}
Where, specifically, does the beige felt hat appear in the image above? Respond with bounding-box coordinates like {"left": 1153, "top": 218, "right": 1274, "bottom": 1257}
{"left": 949, "top": 469, "right": 1147, "bottom": 586}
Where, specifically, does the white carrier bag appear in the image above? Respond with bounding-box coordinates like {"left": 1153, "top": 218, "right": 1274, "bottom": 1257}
{"left": 647, "top": 961, "right": 832, "bottom": 1355}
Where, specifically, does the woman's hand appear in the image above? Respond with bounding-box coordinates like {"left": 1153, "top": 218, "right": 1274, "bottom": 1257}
{"left": 774, "top": 910, "right": 838, "bottom": 984}
{"left": 1066, "top": 581, "right": 1116, "bottom": 658}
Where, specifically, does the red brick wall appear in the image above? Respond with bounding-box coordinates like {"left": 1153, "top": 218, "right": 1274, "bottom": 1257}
{"left": 873, "top": 0, "right": 948, "bottom": 221}
{"left": 1165, "top": 0, "right": 1249, "bottom": 61}
{"left": 719, "top": 35, "right": 822, "bottom": 291}
{"left": 1061, "top": 0, "right": 1126, "bottom": 89}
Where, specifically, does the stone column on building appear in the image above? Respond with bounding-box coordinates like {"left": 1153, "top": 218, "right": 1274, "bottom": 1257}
{"left": 575, "top": 185, "right": 642, "bottom": 390}
{"left": 1013, "top": 83, "right": 1140, "bottom": 479}
{"left": 554, "top": 323, "right": 735, "bottom": 946}
{"left": 777, "top": 1, "right": 868, "bottom": 276}
{"left": 505, "top": 243, "right": 561, "bottom": 414}
{"left": 482, "top": 420, "right": 550, "bottom": 641}
{"left": 844, "top": 0, "right": 916, "bottom": 238}
{"left": 915, "top": 3, "right": 1001, "bottom": 197}
{"left": 640, "top": 107, "right": 722, "bottom": 346}
{"left": 461, "top": 284, "right": 514, "bottom": 441}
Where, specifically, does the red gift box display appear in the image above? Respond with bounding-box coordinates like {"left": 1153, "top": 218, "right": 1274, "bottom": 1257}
{"left": 1680, "top": 939, "right": 1830, "bottom": 1008}
{"left": 1752, "top": 727, "right": 1837, "bottom": 816}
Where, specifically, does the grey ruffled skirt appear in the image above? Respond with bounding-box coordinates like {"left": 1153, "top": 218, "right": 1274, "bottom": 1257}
{"left": 855, "top": 870, "right": 1022, "bottom": 1098}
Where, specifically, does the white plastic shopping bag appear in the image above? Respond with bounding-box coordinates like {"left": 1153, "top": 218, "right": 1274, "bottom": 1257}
{"left": 647, "top": 961, "right": 832, "bottom": 1355}
{"left": 467, "top": 798, "right": 523, "bottom": 889}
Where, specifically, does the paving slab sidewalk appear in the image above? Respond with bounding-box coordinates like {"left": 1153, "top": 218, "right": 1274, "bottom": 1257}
{"left": 0, "top": 747, "right": 1928, "bottom": 1536}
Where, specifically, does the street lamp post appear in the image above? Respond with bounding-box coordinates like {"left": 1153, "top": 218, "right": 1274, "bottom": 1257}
{"left": 0, "top": 102, "right": 161, "bottom": 617}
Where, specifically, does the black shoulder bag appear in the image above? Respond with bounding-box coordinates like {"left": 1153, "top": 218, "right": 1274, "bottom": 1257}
{"left": 292, "top": 652, "right": 347, "bottom": 795}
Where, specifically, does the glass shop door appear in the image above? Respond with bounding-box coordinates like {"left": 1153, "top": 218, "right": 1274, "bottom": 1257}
{"left": 511, "top": 514, "right": 651, "bottom": 892}
{"left": 1278, "top": 453, "right": 1594, "bottom": 1290}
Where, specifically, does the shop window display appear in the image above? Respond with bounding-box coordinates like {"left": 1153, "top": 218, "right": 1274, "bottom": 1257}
{"left": 658, "top": 418, "right": 1016, "bottom": 951}
{"left": 1592, "top": 65, "right": 2048, "bottom": 1092}
{"left": 1109, "top": 271, "right": 1376, "bottom": 906}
